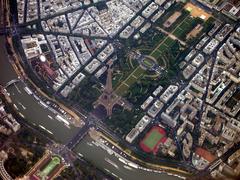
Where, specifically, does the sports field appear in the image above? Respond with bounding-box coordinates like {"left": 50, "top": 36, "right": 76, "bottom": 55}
{"left": 140, "top": 126, "right": 167, "bottom": 154}
{"left": 172, "top": 16, "right": 201, "bottom": 40}
{"left": 38, "top": 156, "right": 61, "bottom": 178}
{"left": 184, "top": 3, "right": 211, "bottom": 21}
{"left": 143, "top": 129, "right": 164, "bottom": 149}
{"left": 143, "top": 59, "right": 154, "bottom": 67}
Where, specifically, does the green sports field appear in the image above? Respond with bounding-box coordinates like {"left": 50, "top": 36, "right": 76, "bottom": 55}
{"left": 142, "top": 129, "right": 164, "bottom": 150}
{"left": 38, "top": 156, "right": 61, "bottom": 178}
{"left": 143, "top": 59, "right": 154, "bottom": 67}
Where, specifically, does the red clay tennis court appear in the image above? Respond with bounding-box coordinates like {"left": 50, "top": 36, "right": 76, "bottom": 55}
{"left": 195, "top": 147, "right": 216, "bottom": 163}
{"left": 140, "top": 126, "right": 167, "bottom": 154}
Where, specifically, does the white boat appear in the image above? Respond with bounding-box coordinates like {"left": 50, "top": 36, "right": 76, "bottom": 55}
{"left": 55, "top": 115, "right": 70, "bottom": 126}
{"left": 105, "top": 158, "right": 119, "bottom": 169}
{"left": 92, "top": 141, "right": 99, "bottom": 147}
{"left": 24, "top": 87, "right": 33, "bottom": 95}
{"left": 107, "top": 149, "right": 113, "bottom": 155}
{"left": 19, "top": 112, "right": 25, "bottom": 118}
{"left": 13, "top": 104, "right": 19, "bottom": 110}
{"left": 104, "top": 168, "right": 110, "bottom": 173}
{"left": 33, "top": 94, "right": 39, "bottom": 100}
{"left": 39, "top": 101, "right": 48, "bottom": 109}
{"left": 87, "top": 142, "right": 93, "bottom": 146}
{"left": 127, "top": 162, "right": 139, "bottom": 169}
{"left": 78, "top": 153, "right": 84, "bottom": 157}
{"left": 64, "top": 123, "right": 70, "bottom": 129}
{"left": 123, "top": 165, "right": 133, "bottom": 170}
{"left": 18, "top": 102, "right": 26, "bottom": 110}
{"left": 48, "top": 115, "right": 53, "bottom": 119}
{"left": 39, "top": 125, "right": 53, "bottom": 135}
{"left": 118, "top": 158, "right": 127, "bottom": 164}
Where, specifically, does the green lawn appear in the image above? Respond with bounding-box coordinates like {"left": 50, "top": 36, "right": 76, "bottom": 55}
{"left": 151, "top": 37, "right": 177, "bottom": 60}
{"left": 143, "top": 59, "right": 153, "bottom": 67}
{"left": 132, "top": 66, "right": 145, "bottom": 77}
{"left": 173, "top": 16, "right": 202, "bottom": 40}
{"left": 143, "top": 129, "right": 164, "bottom": 150}
{"left": 151, "top": 50, "right": 162, "bottom": 59}
{"left": 112, "top": 72, "right": 123, "bottom": 88}
{"left": 164, "top": 37, "right": 176, "bottom": 47}
{"left": 172, "top": 28, "right": 184, "bottom": 38}
{"left": 157, "top": 44, "right": 168, "bottom": 53}
{"left": 115, "top": 83, "right": 129, "bottom": 96}
{"left": 115, "top": 66, "right": 145, "bottom": 96}
{"left": 125, "top": 75, "right": 137, "bottom": 86}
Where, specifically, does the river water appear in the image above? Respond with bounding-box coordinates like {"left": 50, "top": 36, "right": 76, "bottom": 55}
{"left": 0, "top": 36, "right": 179, "bottom": 179}
{"left": 74, "top": 135, "right": 179, "bottom": 180}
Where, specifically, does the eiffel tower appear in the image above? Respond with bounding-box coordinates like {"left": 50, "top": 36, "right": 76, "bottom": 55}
{"left": 93, "top": 61, "right": 132, "bottom": 116}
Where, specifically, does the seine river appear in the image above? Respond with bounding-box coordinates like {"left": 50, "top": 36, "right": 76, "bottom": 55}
{"left": 0, "top": 36, "right": 179, "bottom": 180}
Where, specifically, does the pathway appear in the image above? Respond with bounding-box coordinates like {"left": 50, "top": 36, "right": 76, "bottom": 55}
{"left": 156, "top": 27, "right": 187, "bottom": 46}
